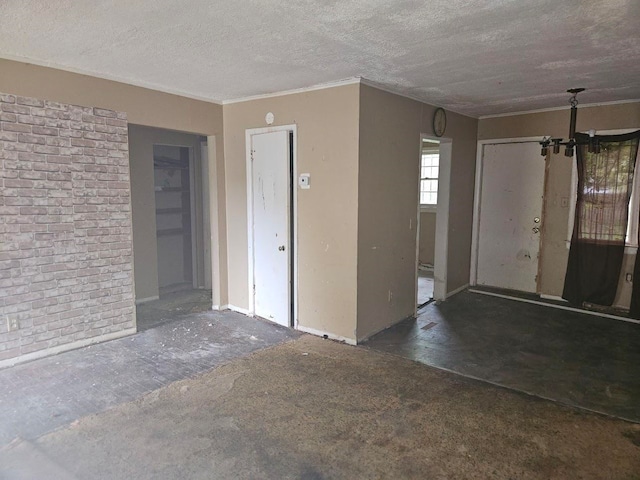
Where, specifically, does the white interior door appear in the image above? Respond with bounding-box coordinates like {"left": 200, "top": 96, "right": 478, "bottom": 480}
{"left": 250, "top": 131, "right": 291, "bottom": 326}
{"left": 476, "top": 142, "right": 545, "bottom": 293}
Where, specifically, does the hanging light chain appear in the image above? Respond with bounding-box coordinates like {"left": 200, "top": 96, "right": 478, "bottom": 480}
{"left": 569, "top": 92, "right": 579, "bottom": 108}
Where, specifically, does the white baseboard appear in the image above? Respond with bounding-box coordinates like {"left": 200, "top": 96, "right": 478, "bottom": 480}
{"left": 135, "top": 295, "right": 159, "bottom": 305}
{"left": 220, "top": 304, "right": 252, "bottom": 316}
{"left": 446, "top": 283, "right": 469, "bottom": 299}
{"left": 0, "top": 327, "right": 137, "bottom": 370}
{"left": 296, "top": 325, "right": 357, "bottom": 346}
{"left": 468, "top": 289, "right": 640, "bottom": 325}
{"left": 217, "top": 306, "right": 358, "bottom": 346}
{"left": 540, "top": 294, "right": 566, "bottom": 302}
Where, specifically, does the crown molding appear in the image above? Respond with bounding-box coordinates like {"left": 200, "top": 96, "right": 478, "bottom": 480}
{"left": 221, "top": 77, "right": 362, "bottom": 105}
{"left": 479, "top": 98, "right": 640, "bottom": 120}
{"left": 0, "top": 53, "right": 224, "bottom": 105}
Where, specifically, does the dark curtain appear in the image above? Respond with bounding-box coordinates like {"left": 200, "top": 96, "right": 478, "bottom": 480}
{"left": 563, "top": 130, "right": 640, "bottom": 308}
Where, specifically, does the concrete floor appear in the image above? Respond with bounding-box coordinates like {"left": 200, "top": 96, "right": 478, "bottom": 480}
{"left": 136, "top": 289, "right": 214, "bottom": 331}
{"left": 0, "top": 291, "right": 298, "bottom": 444}
{"left": 417, "top": 269, "right": 434, "bottom": 306}
{"left": 366, "top": 290, "right": 640, "bottom": 423}
{"left": 2, "top": 335, "right": 639, "bottom": 479}
{"left": 2, "top": 290, "right": 640, "bottom": 479}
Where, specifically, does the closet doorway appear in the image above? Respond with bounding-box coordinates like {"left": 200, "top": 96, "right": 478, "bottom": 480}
{"left": 153, "top": 145, "right": 195, "bottom": 295}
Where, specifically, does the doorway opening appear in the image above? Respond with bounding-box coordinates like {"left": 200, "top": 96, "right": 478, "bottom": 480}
{"left": 416, "top": 135, "right": 452, "bottom": 309}
{"left": 417, "top": 138, "right": 439, "bottom": 307}
{"left": 128, "top": 125, "right": 212, "bottom": 332}
{"left": 153, "top": 145, "right": 195, "bottom": 296}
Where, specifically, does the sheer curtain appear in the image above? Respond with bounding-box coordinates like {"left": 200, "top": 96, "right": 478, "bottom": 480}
{"left": 563, "top": 130, "right": 640, "bottom": 308}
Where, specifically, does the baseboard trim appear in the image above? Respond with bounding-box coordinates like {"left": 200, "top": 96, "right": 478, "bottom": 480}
{"left": 220, "top": 304, "right": 252, "bottom": 316}
{"left": 297, "top": 325, "right": 357, "bottom": 346}
{"left": 135, "top": 295, "right": 159, "bottom": 305}
{"left": 446, "top": 283, "right": 469, "bottom": 299}
{"left": 0, "top": 327, "right": 137, "bottom": 370}
{"left": 356, "top": 313, "right": 416, "bottom": 344}
{"left": 468, "top": 289, "right": 640, "bottom": 325}
{"left": 540, "top": 294, "right": 566, "bottom": 302}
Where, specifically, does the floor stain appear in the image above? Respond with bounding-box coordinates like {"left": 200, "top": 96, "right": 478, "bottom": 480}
{"left": 2, "top": 335, "right": 638, "bottom": 479}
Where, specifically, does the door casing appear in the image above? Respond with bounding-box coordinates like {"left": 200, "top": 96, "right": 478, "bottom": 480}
{"left": 415, "top": 134, "right": 452, "bottom": 307}
{"left": 245, "top": 125, "right": 298, "bottom": 327}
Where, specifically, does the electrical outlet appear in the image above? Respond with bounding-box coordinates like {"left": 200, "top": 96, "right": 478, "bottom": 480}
{"left": 626, "top": 273, "right": 633, "bottom": 283}
{"left": 7, "top": 317, "right": 18, "bottom": 332}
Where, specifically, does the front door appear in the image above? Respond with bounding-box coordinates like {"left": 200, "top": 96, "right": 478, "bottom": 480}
{"left": 476, "top": 142, "right": 546, "bottom": 293}
{"left": 250, "top": 130, "right": 291, "bottom": 326}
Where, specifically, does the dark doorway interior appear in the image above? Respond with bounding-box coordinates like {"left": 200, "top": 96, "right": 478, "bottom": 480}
{"left": 154, "top": 145, "right": 193, "bottom": 296}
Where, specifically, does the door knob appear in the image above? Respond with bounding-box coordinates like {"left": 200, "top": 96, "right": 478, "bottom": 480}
{"left": 534, "top": 217, "right": 540, "bottom": 223}
{"left": 532, "top": 227, "right": 540, "bottom": 234}
{"left": 278, "top": 245, "right": 286, "bottom": 251}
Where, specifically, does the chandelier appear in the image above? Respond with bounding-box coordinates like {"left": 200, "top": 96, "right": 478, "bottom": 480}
{"left": 540, "top": 88, "right": 600, "bottom": 157}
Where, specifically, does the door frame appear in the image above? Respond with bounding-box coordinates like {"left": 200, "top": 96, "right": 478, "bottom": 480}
{"left": 245, "top": 125, "right": 298, "bottom": 327}
{"left": 470, "top": 137, "right": 547, "bottom": 290}
{"left": 416, "top": 133, "right": 452, "bottom": 305}
{"left": 200, "top": 140, "right": 212, "bottom": 291}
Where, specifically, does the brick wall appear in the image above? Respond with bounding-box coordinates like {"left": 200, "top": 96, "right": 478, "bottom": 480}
{"left": 0, "top": 93, "right": 136, "bottom": 366}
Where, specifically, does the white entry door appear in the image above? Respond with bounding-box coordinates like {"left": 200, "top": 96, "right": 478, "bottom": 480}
{"left": 250, "top": 130, "right": 291, "bottom": 326}
{"left": 476, "top": 142, "right": 546, "bottom": 293}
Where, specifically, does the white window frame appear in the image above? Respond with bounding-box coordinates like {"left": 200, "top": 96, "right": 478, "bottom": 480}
{"left": 420, "top": 146, "right": 440, "bottom": 212}
{"left": 566, "top": 128, "right": 640, "bottom": 253}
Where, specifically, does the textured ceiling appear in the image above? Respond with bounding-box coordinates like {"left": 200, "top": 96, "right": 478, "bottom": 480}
{"left": 1, "top": 0, "right": 639, "bottom": 117}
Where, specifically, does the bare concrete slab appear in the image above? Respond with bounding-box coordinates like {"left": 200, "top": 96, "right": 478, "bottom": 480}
{"left": 0, "top": 308, "right": 298, "bottom": 445}
{"left": 417, "top": 269, "right": 434, "bottom": 306}
{"left": 1, "top": 335, "right": 638, "bottom": 479}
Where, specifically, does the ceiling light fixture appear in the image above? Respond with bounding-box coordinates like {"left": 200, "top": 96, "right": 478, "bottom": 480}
{"left": 539, "top": 88, "right": 600, "bottom": 157}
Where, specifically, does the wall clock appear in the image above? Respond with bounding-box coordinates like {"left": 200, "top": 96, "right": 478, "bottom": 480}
{"left": 433, "top": 107, "right": 446, "bottom": 137}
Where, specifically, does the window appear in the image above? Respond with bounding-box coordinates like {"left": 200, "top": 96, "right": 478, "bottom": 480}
{"left": 568, "top": 133, "right": 640, "bottom": 250}
{"left": 420, "top": 151, "right": 439, "bottom": 206}
{"left": 628, "top": 167, "right": 640, "bottom": 247}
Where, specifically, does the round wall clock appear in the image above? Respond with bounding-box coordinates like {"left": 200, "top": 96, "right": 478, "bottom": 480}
{"left": 433, "top": 107, "right": 446, "bottom": 137}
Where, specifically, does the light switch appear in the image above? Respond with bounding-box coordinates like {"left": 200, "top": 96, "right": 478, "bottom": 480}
{"left": 298, "top": 173, "right": 310, "bottom": 189}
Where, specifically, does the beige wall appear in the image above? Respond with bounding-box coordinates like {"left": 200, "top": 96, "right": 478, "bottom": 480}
{"left": 222, "top": 84, "right": 361, "bottom": 341}
{"left": 419, "top": 211, "right": 437, "bottom": 265}
{"left": 129, "top": 126, "right": 204, "bottom": 300}
{"left": 357, "top": 86, "right": 421, "bottom": 339}
{"left": 357, "top": 85, "right": 478, "bottom": 340}
{"left": 0, "top": 59, "right": 225, "bottom": 302}
{"left": 0, "top": 59, "right": 222, "bottom": 135}
{"left": 425, "top": 108, "right": 479, "bottom": 295}
{"left": 2, "top": 59, "right": 485, "bottom": 341}
{"left": 478, "top": 102, "right": 640, "bottom": 305}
